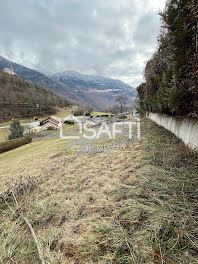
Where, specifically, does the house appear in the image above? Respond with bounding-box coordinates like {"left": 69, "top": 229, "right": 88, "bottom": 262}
{"left": 30, "top": 126, "right": 43, "bottom": 134}
{"left": 3, "top": 67, "right": 16, "bottom": 75}
{"left": 41, "top": 116, "right": 62, "bottom": 130}
{"left": 24, "top": 121, "right": 40, "bottom": 134}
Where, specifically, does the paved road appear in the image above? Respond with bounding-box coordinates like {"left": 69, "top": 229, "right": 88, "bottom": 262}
{"left": 0, "top": 123, "right": 32, "bottom": 129}
{"left": 32, "top": 121, "right": 140, "bottom": 155}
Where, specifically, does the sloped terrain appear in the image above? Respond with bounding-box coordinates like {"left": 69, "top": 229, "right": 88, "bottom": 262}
{"left": 0, "top": 71, "right": 69, "bottom": 122}
{"left": 0, "top": 120, "right": 197, "bottom": 263}
{"left": 0, "top": 56, "right": 82, "bottom": 105}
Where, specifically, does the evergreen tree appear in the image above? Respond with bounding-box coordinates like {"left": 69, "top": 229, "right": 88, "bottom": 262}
{"left": 8, "top": 119, "right": 24, "bottom": 140}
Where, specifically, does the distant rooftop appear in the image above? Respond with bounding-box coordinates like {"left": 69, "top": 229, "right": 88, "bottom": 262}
{"left": 3, "top": 67, "right": 16, "bottom": 76}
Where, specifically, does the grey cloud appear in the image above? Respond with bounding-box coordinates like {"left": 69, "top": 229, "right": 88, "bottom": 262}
{"left": 0, "top": 0, "right": 165, "bottom": 87}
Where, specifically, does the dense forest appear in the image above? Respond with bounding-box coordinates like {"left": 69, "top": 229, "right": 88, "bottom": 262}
{"left": 137, "top": 0, "right": 198, "bottom": 117}
{"left": 0, "top": 71, "right": 70, "bottom": 122}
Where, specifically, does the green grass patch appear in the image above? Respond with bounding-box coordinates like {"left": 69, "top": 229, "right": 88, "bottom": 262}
{"left": 91, "top": 111, "right": 114, "bottom": 117}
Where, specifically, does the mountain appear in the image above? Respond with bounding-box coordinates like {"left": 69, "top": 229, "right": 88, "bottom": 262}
{"left": 0, "top": 56, "right": 137, "bottom": 110}
{"left": 0, "top": 70, "right": 69, "bottom": 122}
{"left": 0, "top": 56, "right": 81, "bottom": 104}
{"left": 49, "top": 70, "right": 137, "bottom": 110}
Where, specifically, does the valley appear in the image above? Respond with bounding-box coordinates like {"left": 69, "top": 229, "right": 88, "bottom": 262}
{"left": 0, "top": 56, "right": 137, "bottom": 110}
{"left": 50, "top": 70, "right": 137, "bottom": 109}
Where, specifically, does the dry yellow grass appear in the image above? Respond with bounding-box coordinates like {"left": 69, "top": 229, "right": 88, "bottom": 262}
{"left": 0, "top": 138, "right": 71, "bottom": 191}
{"left": 55, "top": 106, "right": 77, "bottom": 118}
{"left": 0, "top": 128, "right": 9, "bottom": 143}
{"left": 0, "top": 120, "right": 197, "bottom": 263}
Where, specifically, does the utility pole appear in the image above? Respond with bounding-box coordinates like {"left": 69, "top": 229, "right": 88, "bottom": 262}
{"left": 83, "top": 103, "right": 86, "bottom": 123}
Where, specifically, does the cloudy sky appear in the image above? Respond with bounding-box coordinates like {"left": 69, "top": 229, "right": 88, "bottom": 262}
{"left": 0, "top": 0, "right": 166, "bottom": 87}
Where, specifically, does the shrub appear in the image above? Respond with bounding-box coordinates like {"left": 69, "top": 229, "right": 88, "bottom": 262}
{"left": 64, "top": 120, "right": 74, "bottom": 125}
{"left": 0, "top": 135, "right": 32, "bottom": 153}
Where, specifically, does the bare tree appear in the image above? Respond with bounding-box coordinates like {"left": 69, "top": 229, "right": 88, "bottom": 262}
{"left": 115, "top": 95, "right": 128, "bottom": 113}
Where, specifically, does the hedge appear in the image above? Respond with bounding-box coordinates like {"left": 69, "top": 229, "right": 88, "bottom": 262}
{"left": 137, "top": 0, "right": 198, "bottom": 118}
{"left": 0, "top": 135, "right": 32, "bottom": 153}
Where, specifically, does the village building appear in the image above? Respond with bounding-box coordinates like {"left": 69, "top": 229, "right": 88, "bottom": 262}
{"left": 24, "top": 121, "right": 40, "bottom": 135}
{"left": 41, "top": 116, "right": 62, "bottom": 130}
{"left": 3, "top": 67, "right": 16, "bottom": 75}
{"left": 30, "top": 126, "right": 43, "bottom": 134}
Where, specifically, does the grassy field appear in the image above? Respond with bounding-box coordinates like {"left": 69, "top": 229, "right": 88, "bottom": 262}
{"left": 91, "top": 112, "right": 114, "bottom": 117}
{"left": 0, "top": 128, "right": 10, "bottom": 143}
{"left": 0, "top": 107, "right": 75, "bottom": 143}
{"left": 0, "top": 120, "right": 197, "bottom": 263}
{"left": 56, "top": 106, "right": 77, "bottom": 118}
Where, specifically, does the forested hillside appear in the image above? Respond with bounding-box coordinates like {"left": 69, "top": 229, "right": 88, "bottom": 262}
{"left": 0, "top": 56, "right": 83, "bottom": 106}
{"left": 50, "top": 71, "right": 137, "bottom": 110}
{"left": 137, "top": 0, "right": 198, "bottom": 117}
{"left": 0, "top": 71, "right": 70, "bottom": 122}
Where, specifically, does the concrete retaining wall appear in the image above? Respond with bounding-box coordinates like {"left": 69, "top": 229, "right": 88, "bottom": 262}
{"left": 147, "top": 112, "right": 198, "bottom": 150}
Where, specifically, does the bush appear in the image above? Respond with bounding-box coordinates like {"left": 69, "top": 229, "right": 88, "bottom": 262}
{"left": 0, "top": 135, "right": 32, "bottom": 153}
{"left": 64, "top": 120, "right": 74, "bottom": 125}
